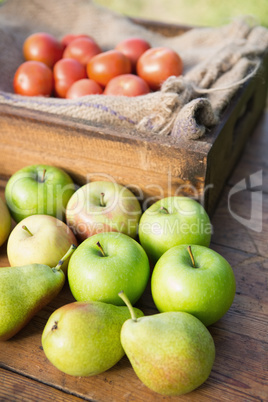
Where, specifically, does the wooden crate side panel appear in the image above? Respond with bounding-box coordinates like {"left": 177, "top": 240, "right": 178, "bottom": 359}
{"left": 0, "top": 108, "right": 208, "bottom": 207}
{"left": 205, "top": 53, "right": 268, "bottom": 215}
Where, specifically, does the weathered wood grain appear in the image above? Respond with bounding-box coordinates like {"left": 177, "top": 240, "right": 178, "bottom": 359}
{"left": 228, "top": 112, "right": 268, "bottom": 193}
{"left": 212, "top": 188, "right": 268, "bottom": 257}
{"left": 0, "top": 368, "right": 83, "bottom": 402}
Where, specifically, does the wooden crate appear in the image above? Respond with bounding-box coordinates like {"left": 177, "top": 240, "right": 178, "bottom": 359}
{"left": 0, "top": 20, "right": 267, "bottom": 216}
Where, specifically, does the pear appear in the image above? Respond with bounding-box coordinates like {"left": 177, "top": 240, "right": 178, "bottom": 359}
{"left": 0, "top": 244, "right": 76, "bottom": 341}
{"left": 41, "top": 300, "right": 144, "bottom": 376}
{"left": 119, "top": 291, "right": 215, "bottom": 396}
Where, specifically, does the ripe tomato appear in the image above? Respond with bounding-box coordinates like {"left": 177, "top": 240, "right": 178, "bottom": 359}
{"left": 53, "top": 58, "right": 87, "bottom": 98}
{"left": 87, "top": 50, "right": 131, "bottom": 87}
{"left": 23, "top": 32, "right": 64, "bottom": 68}
{"left": 104, "top": 74, "right": 150, "bottom": 97}
{"left": 115, "top": 37, "right": 151, "bottom": 71}
{"left": 61, "top": 34, "right": 93, "bottom": 48}
{"left": 63, "top": 37, "right": 102, "bottom": 66}
{"left": 13, "top": 61, "right": 53, "bottom": 97}
{"left": 137, "top": 47, "right": 183, "bottom": 91}
{"left": 66, "top": 79, "right": 103, "bottom": 99}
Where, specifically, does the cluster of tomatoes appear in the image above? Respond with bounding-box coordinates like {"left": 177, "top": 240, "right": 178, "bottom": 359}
{"left": 13, "top": 32, "right": 183, "bottom": 99}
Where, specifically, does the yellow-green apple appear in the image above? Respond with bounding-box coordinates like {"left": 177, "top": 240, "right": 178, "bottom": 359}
{"left": 7, "top": 215, "right": 77, "bottom": 274}
{"left": 0, "top": 197, "right": 12, "bottom": 247}
{"left": 66, "top": 181, "right": 141, "bottom": 241}
{"left": 151, "top": 244, "right": 236, "bottom": 326}
{"left": 5, "top": 164, "right": 76, "bottom": 222}
{"left": 68, "top": 232, "right": 150, "bottom": 305}
{"left": 139, "top": 196, "right": 212, "bottom": 263}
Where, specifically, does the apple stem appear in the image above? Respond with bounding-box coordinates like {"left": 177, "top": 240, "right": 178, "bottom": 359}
{"left": 100, "top": 192, "right": 105, "bottom": 207}
{"left": 96, "top": 241, "right": 106, "bottom": 257}
{"left": 160, "top": 206, "right": 169, "bottom": 214}
{"left": 41, "top": 169, "right": 46, "bottom": 183}
{"left": 22, "top": 225, "right": 33, "bottom": 237}
{"left": 118, "top": 291, "right": 137, "bottom": 322}
{"left": 54, "top": 244, "right": 76, "bottom": 270}
{"left": 187, "top": 246, "right": 196, "bottom": 268}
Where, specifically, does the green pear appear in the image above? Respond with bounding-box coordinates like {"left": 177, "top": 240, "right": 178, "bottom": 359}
{"left": 119, "top": 291, "right": 215, "bottom": 396}
{"left": 0, "top": 245, "right": 76, "bottom": 341}
{"left": 41, "top": 300, "right": 144, "bottom": 377}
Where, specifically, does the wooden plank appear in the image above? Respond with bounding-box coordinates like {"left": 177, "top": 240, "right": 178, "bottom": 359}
{"left": 211, "top": 188, "right": 268, "bottom": 257}
{"left": 228, "top": 112, "right": 268, "bottom": 192}
{"left": 129, "top": 17, "right": 192, "bottom": 37}
{"left": 0, "top": 368, "right": 84, "bottom": 402}
{"left": 0, "top": 104, "right": 208, "bottom": 204}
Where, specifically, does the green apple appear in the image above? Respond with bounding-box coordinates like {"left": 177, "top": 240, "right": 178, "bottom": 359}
{"left": 0, "top": 197, "right": 12, "bottom": 247}
{"left": 7, "top": 214, "right": 77, "bottom": 274}
{"left": 68, "top": 232, "right": 150, "bottom": 305}
{"left": 139, "top": 196, "right": 212, "bottom": 263}
{"left": 66, "top": 180, "right": 141, "bottom": 241}
{"left": 5, "top": 164, "right": 76, "bottom": 222}
{"left": 151, "top": 244, "right": 236, "bottom": 326}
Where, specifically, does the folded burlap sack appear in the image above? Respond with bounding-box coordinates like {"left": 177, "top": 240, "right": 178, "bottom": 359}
{"left": 0, "top": 0, "right": 267, "bottom": 140}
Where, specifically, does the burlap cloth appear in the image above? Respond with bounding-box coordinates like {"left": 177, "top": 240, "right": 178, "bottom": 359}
{"left": 0, "top": 0, "right": 268, "bottom": 140}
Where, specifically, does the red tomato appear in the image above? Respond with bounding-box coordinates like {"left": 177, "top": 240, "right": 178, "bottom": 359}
{"left": 137, "top": 47, "right": 183, "bottom": 91}
{"left": 104, "top": 74, "right": 150, "bottom": 97}
{"left": 87, "top": 50, "right": 131, "bottom": 87}
{"left": 66, "top": 79, "right": 103, "bottom": 99}
{"left": 115, "top": 37, "right": 151, "bottom": 71}
{"left": 63, "top": 37, "right": 102, "bottom": 66}
{"left": 53, "top": 58, "right": 87, "bottom": 98}
{"left": 13, "top": 61, "right": 53, "bottom": 97}
{"left": 23, "top": 32, "right": 64, "bottom": 68}
{"left": 61, "top": 34, "right": 93, "bottom": 48}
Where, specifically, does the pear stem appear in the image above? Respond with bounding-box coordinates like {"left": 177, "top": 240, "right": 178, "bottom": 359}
{"left": 96, "top": 241, "right": 106, "bottom": 257}
{"left": 187, "top": 246, "right": 196, "bottom": 268}
{"left": 160, "top": 206, "right": 169, "bottom": 214}
{"left": 22, "top": 225, "right": 33, "bottom": 237}
{"left": 100, "top": 192, "right": 105, "bottom": 207}
{"left": 54, "top": 244, "right": 76, "bottom": 270}
{"left": 118, "top": 291, "right": 137, "bottom": 322}
{"left": 41, "top": 169, "right": 46, "bottom": 183}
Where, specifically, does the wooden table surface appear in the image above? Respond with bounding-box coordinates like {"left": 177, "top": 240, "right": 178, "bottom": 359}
{"left": 0, "top": 112, "right": 267, "bottom": 402}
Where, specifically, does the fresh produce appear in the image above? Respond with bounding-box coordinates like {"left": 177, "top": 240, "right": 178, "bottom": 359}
{"left": 14, "top": 32, "right": 183, "bottom": 98}
{"left": 0, "top": 197, "right": 12, "bottom": 248}
{"left": 115, "top": 37, "right": 151, "bottom": 71}
{"left": 138, "top": 196, "right": 212, "bottom": 263}
{"left": 0, "top": 245, "right": 75, "bottom": 341}
{"left": 66, "top": 78, "right": 103, "bottom": 99}
{"left": 137, "top": 46, "right": 183, "bottom": 90}
{"left": 61, "top": 34, "right": 93, "bottom": 48}
{"left": 119, "top": 291, "right": 215, "bottom": 396}
{"left": 5, "top": 164, "right": 76, "bottom": 222}
{"left": 68, "top": 232, "right": 150, "bottom": 305}
{"left": 7, "top": 214, "right": 77, "bottom": 274}
{"left": 104, "top": 74, "right": 150, "bottom": 96}
{"left": 66, "top": 180, "right": 142, "bottom": 240}
{"left": 63, "top": 37, "right": 102, "bottom": 65}
{"left": 23, "top": 32, "right": 64, "bottom": 68}
{"left": 151, "top": 244, "right": 236, "bottom": 326}
{"left": 42, "top": 300, "right": 144, "bottom": 376}
{"left": 53, "top": 58, "right": 87, "bottom": 98}
{"left": 13, "top": 61, "right": 53, "bottom": 97}
{"left": 87, "top": 49, "right": 132, "bottom": 87}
